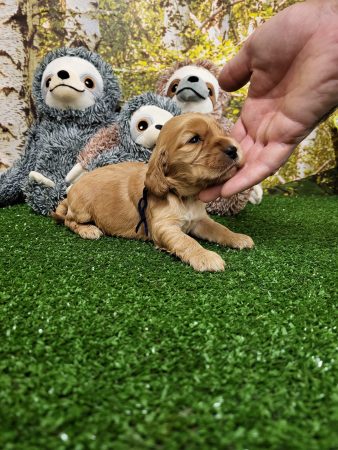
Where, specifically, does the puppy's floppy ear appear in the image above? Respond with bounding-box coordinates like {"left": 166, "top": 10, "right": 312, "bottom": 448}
{"left": 145, "top": 146, "right": 169, "bottom": 197}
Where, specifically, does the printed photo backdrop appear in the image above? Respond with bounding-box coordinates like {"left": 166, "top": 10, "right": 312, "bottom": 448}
{"left": 0, "top": 0, "right": 336, "bottom": 188}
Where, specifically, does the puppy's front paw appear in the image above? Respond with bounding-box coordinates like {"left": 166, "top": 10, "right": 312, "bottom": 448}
{"left": 188, "top": 249, "right": 225, "bottom": 272}
{"left": 228, "top": 233, "right": 254, "bottom": 250}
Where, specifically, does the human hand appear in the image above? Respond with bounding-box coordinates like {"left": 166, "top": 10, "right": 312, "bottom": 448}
{"left": 200, "top": 0, "right": 338, "bottom": 201}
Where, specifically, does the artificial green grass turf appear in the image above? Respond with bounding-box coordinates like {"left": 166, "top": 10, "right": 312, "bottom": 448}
{"left": 0, "top": 196, "right": 337, "bottom": 450}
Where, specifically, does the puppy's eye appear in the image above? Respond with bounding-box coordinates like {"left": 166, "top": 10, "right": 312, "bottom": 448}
{"left": 171, "top": 84, "right": 178, "bottom": 93}
{"left": 188, "top": 135, "right": 201, "bottom": 144}
{"left": 46, "top": 77, "right": 51, "bottom": 88}
{"left": 137, "top": 120, "right": 149, "bottom": 131}
{"left": 208, "top": 88, "right": 212, "bottom": 96}
{"left": 84, "top": 77, "right": 95, "bottom": 89}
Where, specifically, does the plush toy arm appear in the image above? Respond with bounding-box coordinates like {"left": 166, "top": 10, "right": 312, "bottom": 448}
{"left": 23, "top": 177, "right": 67, "bottom": 216}
{"left": 87, "top": 144, "right": 152, "bottom": 171}
{"left": 248, "top": 184, "right": 263, "bottom": 205}
{"left": 65, "top": 144, "right": 125, "bottom": 187}
{"left": 65, "top": 163, "right": 87, "bottom": 185}
{"left": 0, "top": 125, "right": 39, "bottom": 207}
{"left": 210, "top": 90, "right": 233, "bottom": 134}
{"left": 77, "top": 124, "right": 120, "bottom": 169}
{"left": 206, "top": 191, "right": 250, "bottom": 216}
{"left": 29, "top": 171, "right": 56, "bottom": 188}
{"left": 64, "top": 124, "right": 120, "bottom": 186}
{"left": 85, "top": 145, "right": 127, "bottom": 171}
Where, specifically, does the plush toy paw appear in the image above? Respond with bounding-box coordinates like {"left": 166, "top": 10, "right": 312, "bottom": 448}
{"left": 248, "top": 184, "right": 263, "bottom": 205}
{"left": 29, "top": 171, "right": 56, "bottom": 188}
{"left": 65, "top": 163, "right": 87, "bottom": 185}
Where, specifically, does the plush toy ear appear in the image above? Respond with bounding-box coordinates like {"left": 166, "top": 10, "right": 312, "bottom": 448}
{"left": 145, "top": 146, "right": 169, "bottom": 197}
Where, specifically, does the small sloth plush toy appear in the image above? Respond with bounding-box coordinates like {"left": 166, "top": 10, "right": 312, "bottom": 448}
{"left": 0, "top": 47, "right": 121, "bottom": 215}
{"left": 156, "top": 59, "right": 232, "bottom": 132}
{"left": 156, "top": 59, "right": 263, "bottom": 215}
{"left": 66, "top": 92, "right": 180, "bottom": 185}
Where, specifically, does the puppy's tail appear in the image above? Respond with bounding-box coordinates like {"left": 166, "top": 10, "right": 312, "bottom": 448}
{"left": 51, "top": 199, "right": 68, "bottom": 223}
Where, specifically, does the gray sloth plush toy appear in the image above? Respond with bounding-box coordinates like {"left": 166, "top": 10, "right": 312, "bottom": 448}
{"left": 66, "top": 92, "right": 180, "bottom": 185}
{"left": 0, "top": 47, "right": 121, "bottom": 215}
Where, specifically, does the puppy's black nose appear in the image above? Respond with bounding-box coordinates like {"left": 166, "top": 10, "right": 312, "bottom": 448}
{"left": 155, "top": 124, "right": 163, "bottom": 130}
{"left": 188, "top": 76, "right": 199, "bottom": 83}
{"left": 224, "top": 145, "right": 238, "bottom": 160}
{"left": 57, "top": 70, "right": 70, "bottom": 80}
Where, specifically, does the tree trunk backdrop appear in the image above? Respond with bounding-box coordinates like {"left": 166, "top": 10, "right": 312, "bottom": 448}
{"left": 0, "top": 0, "right": 336, "bottom": 187}
{"left": 0, "top": 0, "right": 28, "bottom": 168}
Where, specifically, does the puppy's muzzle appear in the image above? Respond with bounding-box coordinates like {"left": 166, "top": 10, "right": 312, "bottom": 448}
{"left": 224, "top": 145, "right": 238, "bottom": 160}
{"left": 218, "top": 138, "right": 243, "bottom": 167}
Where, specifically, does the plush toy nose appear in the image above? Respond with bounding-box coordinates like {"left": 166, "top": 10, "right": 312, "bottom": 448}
{"left": 155, "top": 124, "right": 163, "bottom": 130}
{"left": 224, "top": 145, "right": 238, "bottom": 160}
{"left": 57, "top": 70, "right": 70, "bottom": 80}
{"left": 188, "top": 76, "right": 199, "bottom": 83}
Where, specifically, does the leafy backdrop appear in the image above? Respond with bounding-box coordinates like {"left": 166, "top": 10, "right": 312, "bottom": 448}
{"left": 0, "top": 0, "right": 336, "bottom": 188}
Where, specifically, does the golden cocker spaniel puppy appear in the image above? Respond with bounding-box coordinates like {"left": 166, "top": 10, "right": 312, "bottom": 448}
{"left": 54, "top": 113, "right": 254, "bottom": 271}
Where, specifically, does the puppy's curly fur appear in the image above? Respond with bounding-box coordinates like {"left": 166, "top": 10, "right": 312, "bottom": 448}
{"left": 155, "top": 59, "right": 261, "bottom": 216}
{"left": 54, "top": 114, "right": 254, "bottom": 272}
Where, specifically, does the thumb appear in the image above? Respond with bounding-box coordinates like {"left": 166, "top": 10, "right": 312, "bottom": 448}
{"left": 218, "top": 42, "right": 252, "bottom": 92}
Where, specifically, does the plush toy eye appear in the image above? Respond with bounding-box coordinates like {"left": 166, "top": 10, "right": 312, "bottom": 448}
{"left": 84, "top": 77, "right": 95, "bottom": 89}
{"left": 207, "top": 83, "right": 215, "bottom": 97}
{"left": 46, "top": 77, "right": 51, "bottom": 88}
{"left": 137, "top": 120, "right": 149, "bottom": 131}
{"left": 189, "top": 135, "right": 201, "bottom": 144}
{"left": 167, "top": 79, "right": 180, "bottom": 97}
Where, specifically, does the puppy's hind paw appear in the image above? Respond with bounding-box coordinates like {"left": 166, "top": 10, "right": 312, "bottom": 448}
{"left": 78, "top": 225, "right": 103, "bottom": 240}
{"left": 188, "top": 249, "right": 225, "bottom": 272}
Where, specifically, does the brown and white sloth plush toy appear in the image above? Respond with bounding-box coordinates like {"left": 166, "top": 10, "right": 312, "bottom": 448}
{"left": 156, "top": 59, "right": 263, "bottom": 216}
{"left": 157, "top": 59, "right": 232, "bottom": 131}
